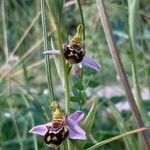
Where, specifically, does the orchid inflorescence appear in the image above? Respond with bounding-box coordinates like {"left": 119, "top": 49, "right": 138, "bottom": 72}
{"left": 29, "top": 101, "right": 86, "bottom": 146}
{"left": 29, "top": 25, "right": 99, "bottom": 147}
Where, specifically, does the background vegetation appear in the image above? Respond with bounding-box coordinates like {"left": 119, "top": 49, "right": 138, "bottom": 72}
{"left": 0, "top": 0, "right": 150, "bottom": 150}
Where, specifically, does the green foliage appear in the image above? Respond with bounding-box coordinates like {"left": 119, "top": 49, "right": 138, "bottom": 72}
{"left": 46, "top": 0, "right": 64, "bottom": 26}
{"left": 0, "top": 0, "right": 150, "bottom": 149}
{"left": 79, "top": 100, "right": 97, "bottom": 149}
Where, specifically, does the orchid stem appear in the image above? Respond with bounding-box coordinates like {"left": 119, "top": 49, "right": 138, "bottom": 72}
{"left": 56, "top": 14, "right": 71, "bottom": 150}
{"left": 41, "top": 0, "right": 55, "bottom": 101}
{"left": 96, "top": 0, "right": 150, "bottom": 149}
{"left": 56, "top": 24, "right": 70, "bottom": 114}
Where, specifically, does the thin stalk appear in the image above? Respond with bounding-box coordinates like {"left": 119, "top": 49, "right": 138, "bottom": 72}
{"left": 67, "top": 139, "right": 73, "bottom": 150}
{"left": 127, "top": 0, "right": 149, "bottom": 120}
{"left": 96, "top": 0, "right": 150, "bottom": 150}
{"left": 41, "top": 0, "right": 55, "bottom": 101}
{"left": 21, "top": 94, "right": 38, "bottom": 150}
{"left": 56, "top": 11, "right": 73, "bottom": 150}
{"left": 55, "top": 15, "right": 71, "bottom": 150}
{"left": 1, "top": 0, "right": 8, "bottom": 61}
{"left": 12, "top": 11, "right": 41, "bottom": 55}
{"left": 77, "top": 0, "right": 85, "bottom": 41}
{"left": 11, "top": 59, "right": 45, "bottom": 77}
{"left": 56, "top": 24, "right": 70, "bottom": 114}
{"left": 89, "top": 134, "right": 98, "bottom": 144}
{"left": 0, "top": 39, "right": 43, "bottom": 80}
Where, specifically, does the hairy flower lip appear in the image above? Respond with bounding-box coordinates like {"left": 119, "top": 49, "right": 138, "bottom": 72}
{"left": 29, "top": 111, "right": 86, "bottom": 140}
{"left": 43, "top": 50, "right": 101, "bottom": 71}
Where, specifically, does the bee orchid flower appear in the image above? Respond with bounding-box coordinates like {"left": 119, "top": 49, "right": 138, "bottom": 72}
{"left": 43, "top": 25, "right": 101, "bottom": 71}
{"left": 29, "top": 102, "right": 86, "bottom": 146}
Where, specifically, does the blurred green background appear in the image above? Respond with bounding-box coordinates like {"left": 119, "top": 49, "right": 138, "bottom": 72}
{"left": 0, "top": 0, "right": 150, "bottom": 150}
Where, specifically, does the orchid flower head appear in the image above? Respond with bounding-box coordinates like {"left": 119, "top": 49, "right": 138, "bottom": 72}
{"left": 29, "top": 101, "right": 86, "bottom": 146}
{"left": 43, "top": 24, "right": 101, "bottom": 71}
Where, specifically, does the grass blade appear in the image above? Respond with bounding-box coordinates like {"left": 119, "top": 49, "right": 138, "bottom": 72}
{"left": 86, "top": 126, "right": 150, "bottom": 150}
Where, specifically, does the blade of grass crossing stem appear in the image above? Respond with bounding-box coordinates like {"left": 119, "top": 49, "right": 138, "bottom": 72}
{"left": 96, "top": 0, "right": 150, "bottom": 149}
{"left": 12, "top": 12, "right": 41, "bottom": 55}
{"left": 86, "top": 126, "right": 150, "bottom": 150}
{"left": 41, "top": 0, "right": 55, "bottom": 101}
{"left": 0, "top": 39, "right": 43, "bottom": 81}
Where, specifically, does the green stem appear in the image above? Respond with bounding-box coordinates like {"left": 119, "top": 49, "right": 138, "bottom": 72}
{"left": 56, "top": 24, "right": 70, "bottom": 114}
{"left": 41, "top": 0, "right": 55, "bottom": 101}
{"left": 67, "top": 139, "right": 72, "bottom": 150}
{"left": 56, "top": 23, "right": 71, "bottom": 150}
{"left": 1, "top": 0, "right": 8, "bottom": 61}
{"left": 127, "top": 0, "right": 149, "bottom": 121}
{"left": 77, "top": 0, "right": 85, "bottom": 41}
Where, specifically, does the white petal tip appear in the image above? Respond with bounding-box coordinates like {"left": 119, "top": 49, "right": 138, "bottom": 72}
{"left": 43, "top": 50, "right": 60, "bottom": 55}
{"left": 29, "top": 129, "right": 33, "bottom": 133}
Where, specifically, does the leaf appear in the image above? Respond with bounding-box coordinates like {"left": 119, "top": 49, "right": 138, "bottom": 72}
{"left": 88, "top": 80, "right": 99, "bottom": 88}
{"left": 75, "top": 100, "right": 97, "bottom": 149}
{"left": 83, "top": 65, "right": 97, "bottom": 76}
{"left": 70, "top": 96, "right": 80, "bottom": 102}
{"left": 74, "top": 81, "right": 84, "bottom": 90}
{"left": 83, "top": 100, "right": 97, "bottom": 134}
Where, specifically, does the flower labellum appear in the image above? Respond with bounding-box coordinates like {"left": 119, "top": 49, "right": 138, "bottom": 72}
{"left": 63, "top": 25, "right": 85, "bottom": 64}
{"left": 29, "top": 102, "right": 86, "bottom": 146}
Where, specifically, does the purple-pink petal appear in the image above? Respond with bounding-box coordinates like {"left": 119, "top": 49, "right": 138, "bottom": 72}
{"left": 29, "top": 122, "right": 52, "bottom": 136}
{"left": 67, "top": 117, "right": 86, "bottom": 140}
{"left": 68, "top": 111, "right": 84, "bottom": 123}
{"left": 81, "top": 54, "right": 101, "bottom": 71}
